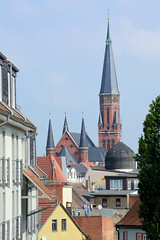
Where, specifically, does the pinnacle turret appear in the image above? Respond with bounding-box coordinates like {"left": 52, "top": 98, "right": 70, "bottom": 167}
{"left": 79, "top": 117, "right": 88, "bottom": 149}
{"left": 62, "top": 113, "right": 69, "bottom": 135}
{"left": 46, "top": 119, "right": 55, "bottom": 156}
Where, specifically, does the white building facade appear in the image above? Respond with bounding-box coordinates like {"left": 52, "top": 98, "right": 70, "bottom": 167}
{"left": 0, "top": 52, "right": 39, "bottom": 239}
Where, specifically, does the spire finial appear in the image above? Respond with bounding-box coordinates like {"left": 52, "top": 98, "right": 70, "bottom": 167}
{"left": 82, "top": 112, "right": 84, "bottom": 118}
{"left": 107, "top": 8, "right": 110, "bottom": 21}
{"left": 49, "top": 112, "right": 51, "bottom": 118}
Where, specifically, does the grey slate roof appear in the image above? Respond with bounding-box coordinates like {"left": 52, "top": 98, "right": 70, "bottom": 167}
{"left": 88, "top": 147, "right": 107, "bottom": 163}
{"left": 46, "top": 119, "right": 55, "bottom": 150}
{"left": 70, "top": 132, "right": 95, "bottom": 148}
{"left": 62, "top": 114, "right": 69, "bottom": 135}
{"left": 57, "top": 146, "right": 77, "bottom": 164}
{"left": 99, "top": 21, "right": 119, "bottom": 95}
{"left": 68, "top": 163, "right": 87, "bottom": 178}
{"left": 79, "top": 117, "right": 88, "bottom": 148}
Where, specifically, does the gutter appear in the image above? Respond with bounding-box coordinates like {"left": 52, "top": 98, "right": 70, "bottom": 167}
{"left": 0, "top": 115, "right": 10, "bottom": 127}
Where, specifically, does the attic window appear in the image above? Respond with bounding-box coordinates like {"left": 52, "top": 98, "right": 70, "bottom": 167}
{"left": 52, "top": 219, "right": 57, "bottom": 232}
{"left": 61, "top": 219, "right": 67, "bottom": 231}
{"left": 70, "top": 145, "right": 73, "bottom": 148}
{"left": 65, "top": 137, "right": 68, "bottom": 141}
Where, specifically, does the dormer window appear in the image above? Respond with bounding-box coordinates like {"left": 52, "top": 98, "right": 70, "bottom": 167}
{"left": 8, "top": 67, "right": 16, "bottom": 108}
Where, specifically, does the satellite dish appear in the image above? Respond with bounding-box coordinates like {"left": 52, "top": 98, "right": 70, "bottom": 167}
{"left": 98, "top": 204, "right": 102, "bottom": 210}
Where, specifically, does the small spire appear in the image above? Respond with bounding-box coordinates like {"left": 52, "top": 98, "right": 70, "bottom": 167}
{"left": 46, "top": 119, "right": 55, "bottom": 153}
{"left": 62, "top": 113, "right": 69, "bottom": 135}
{"left": 98, "top": 112, "right": 103, "bottom": 126}
{"left": 79, "top": 116, "right": 88, "bottom": 148}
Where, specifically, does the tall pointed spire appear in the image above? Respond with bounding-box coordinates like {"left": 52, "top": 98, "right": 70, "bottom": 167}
{"left": 79, "top": 116, "right": 88, "bottom": 148}
{"left": 99, "top": 18, "right": 119, "bottom": 95}
{"left": 62, "top": 113, "right": 69, "bottom": 135}
{"left": 46, "top": 119, "right": 55, "bottom": 156}
{"left": 98, "top": 18, "right": 122, "bottom": 150}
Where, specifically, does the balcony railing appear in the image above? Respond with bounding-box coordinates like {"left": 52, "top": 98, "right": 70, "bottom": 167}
{"left": 0, "top": 158, "right": 10, "bottom": 188}
{"left": 12, "top": 159, "right": 23, "bottom": 186}
{"left": 0, "top": 220, "right": 10, "bottom": 240}
{"left": 12, "top": 216, "right": 22, "bottom": 240}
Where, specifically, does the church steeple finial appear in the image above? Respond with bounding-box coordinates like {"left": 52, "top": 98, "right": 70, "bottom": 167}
{"left": 99, "top": 18, "right": 119, "bottom": 95}
{"left": 62, "top": 112, "right": 69, "bottom": 135}
{"left": 46, "top": 118, "right": 55, "bottom": 156}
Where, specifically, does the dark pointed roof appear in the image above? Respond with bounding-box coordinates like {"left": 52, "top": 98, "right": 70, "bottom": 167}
{"left": 98, "top": 112, "right": 103, "bottom": 126}
{"left": 79, "top": 117, "right": 88, "bottom": 148}
{"left": 46, "top": 119, "right": 55, "bottom": 151}
{"left": 62, "top": 114, "right": 69, "bottom": 135}
{"left": 99, "top": 20, "right": 119, "bottom": 95}
{"left": 113, "top": 111, "right": 118, "bottom": 125}
{"left": 70, "top": 132, "right": 95, "bottom": 148}
{"left": 57, "top": 146, "right": 77, "bottom": 164}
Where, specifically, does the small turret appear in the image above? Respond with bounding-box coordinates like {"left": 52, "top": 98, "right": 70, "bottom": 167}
{"left": 46, "top": 119, "right": 55, "bottom": 156}
{"left": 79, "top": 116, "right": 88, "bottom": 162}
{"left": 62, "top": 113, "right": 69, "bottom": 135}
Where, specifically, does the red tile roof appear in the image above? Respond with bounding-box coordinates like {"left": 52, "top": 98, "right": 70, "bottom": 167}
{"left": 23, "top": 168, "right": 57, "bottom": 200}
{"left": 37, "top": 155, "right": 68, "bottom": 184}
{"left": 0, "top": 102, "right": 35, "bottom": 128}
{"left": 116, "top": 198, "right": 142, "bottom": 227}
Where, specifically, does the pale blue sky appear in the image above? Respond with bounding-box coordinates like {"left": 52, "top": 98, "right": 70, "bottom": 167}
{"left": 1, "top": 0, "right": 160, "bottom": 155}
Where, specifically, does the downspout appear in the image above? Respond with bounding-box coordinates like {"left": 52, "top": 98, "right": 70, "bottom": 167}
{"left": 116, "top": 227, "right": 119, "bottom": 240}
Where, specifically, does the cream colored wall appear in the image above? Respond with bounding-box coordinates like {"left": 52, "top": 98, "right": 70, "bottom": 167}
{"left": 39, "top": 205, "right": 86, "bottom": 240}
{"left": 83, "top": 167, "right": 107, "bottom": 190}
{"left": 62, "top": 186, "right": 72, "bottom": 208}
{"left": 94, "top": 196, "right": 127, "bottom": 209}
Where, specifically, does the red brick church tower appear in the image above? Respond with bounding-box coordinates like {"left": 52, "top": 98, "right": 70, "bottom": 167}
{"left": 98, "top": 18, "right": 122, "bottom": 150}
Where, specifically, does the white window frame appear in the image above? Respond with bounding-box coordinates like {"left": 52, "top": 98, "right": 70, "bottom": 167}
{"left": 61, "top": 218, "right": 67, "bottom": 231}
{"left": 8, "top": 72, "right": 11, "bottom": 106}
{"left": 110, "top": 179, "right": 123, "bottom": 190}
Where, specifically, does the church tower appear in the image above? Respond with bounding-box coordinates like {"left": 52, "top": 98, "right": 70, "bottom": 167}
{"left": 98, "top": 18, "right": 122, "bottom": 150}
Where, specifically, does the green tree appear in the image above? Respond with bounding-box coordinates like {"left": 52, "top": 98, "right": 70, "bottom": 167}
{"left": 135, "top": 95, "right": 160, "bottom": 240}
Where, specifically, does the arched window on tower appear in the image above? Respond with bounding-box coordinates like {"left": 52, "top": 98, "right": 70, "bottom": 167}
{"left": 107, "top": 140, "right": 110, "bottom": 150}
{"left": 102, "top": 139, "right": 106, "bottom": 148}
{"left": 107, "top": 108, "right": 110, "bottom": 129}
{"left": 111, "top": 139, "right": 115, "bottom": 148}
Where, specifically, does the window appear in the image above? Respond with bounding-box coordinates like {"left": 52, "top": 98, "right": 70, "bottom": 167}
{"left": 134, "top": 179, "right": 139, "bottom": 189}
{"left": 111, "top": 139, "right": 115, "bottom": 148}
{"left": 102, "top": 199, "right": 107, "bottom": 207}
{"left": 65, "top": 137, "right": 68, "bottom": 141}
{"left": 61, "top": 219, "right": 67, "bottom": 231}
{"left": 116, "top": 198, "right": 121, "bottom": 207}
{"left": 70, "top": 145, "right": 73, "bottom": 148}
{"left": 136, "top": 233, "right": 146, "bottom": 240}
{"left": 102, "top": 139, "right": 106, "bottom": 148}
{"left": 110, "top": 180, "right": 123, "bottom": 190}
{"left": 123, "top": 231, "right": 128, "bottom": 240}
{"left": 128, "top": 180, "right": 131, "bottom": 190}
{"left": 52, "top": 219, "right": 57, "bottom": 232}
{"left": 107, "top": 140, "right": 110, "bottom": 150}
